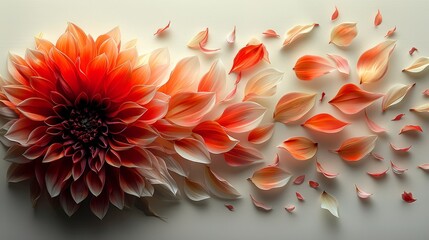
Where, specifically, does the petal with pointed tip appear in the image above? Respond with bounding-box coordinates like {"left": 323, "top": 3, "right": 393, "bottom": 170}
{"left": 330, "top": 22, "right": 357, "bottom": 47}
{"left": 382, "top": 83, "right": 415, "bottom": 111}
{"left": 329, "top": 83, "right": 383, "bottom": 114}
{"left": 249, "top": 166, "right": 291, "bottom": 190}
{"left": 302, "top": 113, "right": 349, "bottom": 133}
{"left": 336, "top": 135, "right": 377, "bottom": 161}
{"left": 283, "top": 23, "right": 319, "bottom": 46}
{"left": 204, "top": 167, "right": 240, "bottom": 199}
{"left": 293, "top": 55, "right": 336, "bottom": 81}
{"left": 216, "top": 102, "right": 266, "bottom": 133}
{"left": 274, "top": 92, "right": 316, "bottom": 124}
{"left": 278, "top": 137, "right": 317, "bottom": 161}
{"left": 320, "top": 191, "right": 339, "bottom": 218}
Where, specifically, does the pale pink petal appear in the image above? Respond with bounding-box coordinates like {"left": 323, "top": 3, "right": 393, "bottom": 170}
{"left": 285, "top": 204, "right": 296, "bottom": 213}
{"left": 296, "top": 192, "right": 305, "bottom": 201}
{"left": 262, "top": 29, "right": 280, "bottom": 38}
{"left": 293, "top": 55, "right": 336, "bottom": 81}
{"left": 309, "top": 180, "right": 319, "bottom": 188}
{"left": 385, "top": 26, "right": 396, "bottom": 38}
{"left": 371, "top": 152, "right": 384, "bottom": 161}
{"left": 159, "top": 56, "right": 199, "bottom": 95}
{"left": 410, "top": 103, "right": 429, "bottom": 113}
{"left": 198, "top": 59, "right": 227, "bottom": 102}
{"left": 154, "top": 21, "right": 171, "bottom": 36}
{"left": 199, "top": 42, "right": 220, "bottom": 54}
{"left": 274, "top": 92, "right": 316, "bottom": 124}
{"left": 391, "top": 161, "right": 408, "bottom": 175}
{"left": 374, "top": 10, "right": 382, "bottom": 26}
{"left": 402, "top": 191, "right": 416, "bottom": 203}
{"left": 250, "top": 194, "right": 272, "bottom": 211}
{"left": 249, "top": 166, "right": 292, "bottom": 190}
{"left": 320, "top": 191, "right": 339, "bottom": 218}
{"left": 223, "top": 144, "right": 263, "bottom": 166}
{"left": 226, "top": 26, "right": 236, "bottom": 44}
{"left": 293, "top": 175, "right": 305, "bottom": 185}
{"left": 418, "top": 164, "right": 429, "bottom": 170}
{"left": 216, "top": 102, "right": 266, "bottom": 133}
{"left": 355, "top": 185, "right": 372, "bottom": 199}
{"left": 204, "top": 167, "right": 240, "bottom": 199}
{"left": 278, "top": 137, "right": 318, "bottom": 161}
{"left": 357, "top": 40, "right": 396, "bottom": 84}
{"left": 283, "top": 23, "right": 319, "bottom": 46}
{"left": 382, "top": 83, "right": 415, "bottom": 111}
{"left": 329, "top": 22, "right": 358, "bottom": 47}
{"left": 174, "top": 138, "right": 211, "bottom": 164}
{"left": 390, "top": 143, "right": 412, "bottom": 152}
{"left": 367, "top": 167, "right": 389, "bottom": 178}
{"left": 243, "top": 68, "right": 283, "bottom": 101}
{"left": 302, "top": 113, "right": 349, "bottom": 133}
{"left": 402, "top": 57, "right": 429, "bottom": 73}
{"left": 399, "top": 125, "right": 423, "bottom": 134}
{"left": 409, "top": 47, "right": 418, "bottom": 55}
{"left": 184, "top": 178, "right": 210, "bottom": 201}
{"left": 248, "top": 123, "right": 275, "bottom": 144}
{"left": 327, "top": 54, "right": 350, "bottom": 76}
{"left": 364, "top": 110, "right": 386, "bottom": 133}
{"left": 423, "top": 89, "right": 429, "bottom": 96}
{"left": 335, "top": 135, "right": 378, "bottom": 161}
{"left": 392, "top": 114, "right": 405, "bottom": 121}
{"left": 331, "top": 6, "right": 339, "bottom": 21}
{"left": 193, "top": 121, "right": 238, "bottom": 154}
{"left": 316, "top": 161, "right": 339, "bottom": 179}
{"left": 187, "top": 28, "right": 208, "bottom": 49}
{"left": 329, "top": 83, "right": 384, "bottom": 114}
{"left": 270, "top": 153, "right": 280, "bottom": 167}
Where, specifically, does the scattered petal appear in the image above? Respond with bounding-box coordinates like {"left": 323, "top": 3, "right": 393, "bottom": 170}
{"left": 199, "top": 42, "right": 221, "bottom": 54}
{"left": 187, "top": 28, "right": 208, "bottom": 49}
{"left": 184, "top": 178, "right": 210, "bottom": 201}
{"left": 248, "top": 123, "right": 275, "bottom": 144}
{"left": 390, "top": 143, "right": 412, "bottom": 152}
{"left": 335, "top": 135, "right": 378, "bottom": 161}
{"left": 270, "top": 154, "right": 280, "bottom": 167}
{"left": 392, "top": 113, "right": 405, "bottom": 121}
{"left": 409, "top": 47, "right": 418, "bottom": 56}
{"left": 402, "top": 191, "right": 416, "bottom": 203}
{"left": 293, "top": 55, "right": 336, "bottom": 81}
{"left": 385, "top": 26, "right": 396, "bottom": 38}
{"left": 320, "top": 92, "right": 326, "bottom": 102}
{"left": 374, "top": 10, "right": 382, "bottom": 27}
{"left": 243, "top": 68, "right": 283, "bottom": 101}
{"left": 316, "top": 161, "right": 339, "bottom": 179}
{"left": 355, "top": 185, "right": 372, "bottom": 199}
{"left": 249, "top": 166, "right": 292, "bottom": 190}
{"left": 357, "top": 40, "right": 396, "bottom": 84}
{"left": 285, "top": 204, "right": 296, "bottom": 213}
{"left": 399, "top": 125, "right": 423, "bottom": 134}
{"left": 402, "top": 57, "right": 429, "bottom": 73}
{"left": 418, "top": 164, "right": 429, "bottom": 170}
{"left": 293, "top": 175, "right": 305, "bottom": 185}
{"left": 382, "top": 83, "right": 415, "bottom": 111}
{"left": 302, "top": 113, "right": 349, "bottom": 133}
{"left": 229, "top": 42, "right": 269, "bottom": 74}
{"left": 364, "top": 110, "right": 386, "bottom": 133}
{"left": 283, "top": 23, "right": 319, "bottom": 46}
{"left": 423, "top": 89, "right": 429, "bottom": 96}
{"left": 367, "top": 167, "right": 389, "bottom": 178}
{"left": 309, "top": 180, "right": 319, "bottom": 188}
{"left": 154, "top": 21, "right": 171, "bottom": 36}
{"left": 410, "top": 103, "right": 429, "bottom": 113}
{"left": 296, "top": 192, "right": 305, "bottom": 201}
{"left": 274, "top": 92, "right": 316, "bottom": 124}
{"left": 262, "top": 29, "right": 280, "bottom": 38}
{"left": 250, "top": 194, "right": 272, "bottom": 211}
{"left": 174, "top": 138, "right": 211, "bottom": 164}
{"left": 223, "top": 144, "right": 263, "bottom": 167}
{"left": 226, "top": 26, "right": 236, "bottom": 44}
{"left": 320, "top": 191, "right": 339, "bottom": 218}
{"left": 278, "top": 137, "right": 317, "bottom": 161}
{"left": 330, "top": 22, "right": 358, "bottom": 47}
{"left": 331, "top": 6, "right": 339, "bottom": 21}
{"left": 329, "top": 83, "right": 384, "bottom": 114}
{"left": 391, "top": 161, "right": 408, "bottom": 175}
{"left": 371, "top": 152, "right": 384, "bottom": 161}
{"left": 204, "top": 167, "right": 241, "bottom": 199}
{"left": 225, "top": 204, "right": 234, "bottom": 211}
{"left": 327, "top": 54, "right": 350, "bottom": 76}
{"left": 217, "top": 102, "right": 266, "bottom": 133}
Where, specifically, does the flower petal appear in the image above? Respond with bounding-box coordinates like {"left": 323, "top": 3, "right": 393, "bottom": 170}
{"left": 364, "top": 110, "right": 386, "bottom": 133}
{"left": 248, "top": 123, "right": 275, "bottom": 144}
{"left": 45, "top": 161, "right": 71, "bottom": 197}
{"left": 250, "top": 194, "right": 272, "bottom": 211}
{"left": 5, "top": 118, "right": 39, "bottom": 145}
{"left": 274, "top": 92, "right": 316, "bottom": 124}
{"left": 285, "top": 204, "right": 296, "bottom": 212}
{"left": 204, "top": 166, "right": 240, "bottom": 199}
{"left": 357, "top": 40, "right": 396, "bottom": 84}
{"left": 335, "top": 135, "right": 377, "bottom": 161}
{"left": 320, "top": 191, "right": 339, "bottom": 218}
{"left": 225, "top": 204, "right": 234, "bottom": 211}
{"left": 392, "top": 113, "right": 405, "bottom": 121}
{"left": 418, "top": 164, "right": 429, "bottom": 170}
{"left": 262, "top": 29, "right": 280, "bottom": 38}
{"left": 187, "top": 28, "right": 208, "bottom": 49}
{"left": 7, "top": 163, "right": 34, "bottom": 183}
{"left": 174, "top": 137, "right": 211, "bottom": 164}
{"left": 198, "top": 59, "right": 227, "bottom": 102}
{"left": 296, "top": 192, "right": 305, "bottom": 200}
{"left": 399, "top": 125, "right": 423, "bottom": 134}
{"left": 367, "top": 167, "right": 389, "bottom": 178}
{"left": 382, "top": 83, "right": 415, "bottom": 111}
{"left": 147, "top": 48, "right": 170, "bottom": 87}
{"left": 391, "top": 161, "right": 408, "bottom": 175}
{"left": 327, "top": 54, "right": 350, "bottom": 76}
{"left": 390, "top": 143, "right": 412, "bottom": 152}
{"left": 42, "top": 143, "right": 65, "bottom": 163}
{"left": 243, "top": 68, "right": 283, "bottom": 101}
{"left": 278, "top": 137, "right": 317, "bottom": 161}
{"left": 193, "top": 121, "right": 238, "bottom": 154}
{"left": 409, "top": 47, "right": 418, "bottom": 56}
{"left": 229, "top": 42, "right": 269, "bottom": 73}
{"left": 402, "top": 57, "right": 429, "bottom": 73}
{"left": 410, "top": 103, "right": 429, "bottom": 113}
{"left": 293, "top": 175, "right": 305, "bottom": 185}
{"left": 198, "top": 42, "right": 220, "bottom": 54}
{"left": 329, "top": 83, "right": 383, "bottom": 114}
{"left": 309, "top": 180, "right": 319, "bottom": 188}
{"left": 402, "top": 191, "right": 416, "bottom": 203}
{"left": 59, "top": 190, "right": 79, "bottom": 217}
{"left": 302, "top": 113, "right": 349, "bottom": 133}
{"left": 371, "top": 152, "right": 384, "bottom": 161}
{"left": 385, "top": 26, "right": 396, "bottom": 38}
{"left": 119, "top": 168, "right": 146, "bottom": 197}
{"left": 249, "top": 166, "right": 292, "bottom": 190}
{"left": 184, "top": 178, "right": 210, "bottom": 201}
{"left": 374, "top": 9, "right": 382, "bottom": 26}
{"left": 293, "top": 55, "right": 336, "bottom": 81}
{"left": 331, "top": 6, "right": 339, "bottom": 21}
{"left": 154, "top": 21, "right": 171, "bottom": 36}
{"left": 283, "top": 23, "right": 319, "bottom": 46}
{"left": 70, "top": 178, "right": 89, "bottom": 204}
{"left": 226, "top": 26, "right": 236, "bottom": 44}
{"left": 166, "top": 92, "right": 215, "bottom": 127}
{"left": 90, "top": 191, "right": 109, "bottom": 219}
{"left": 329, "top": 22, "right": 357, "bottom": 47}
{"left": 355, "top": 185, "right": 372, "bottom": 199}
{"left": 17, "top": 97, "right": 54, "bottom": 121}
{"left": 216, "top": 101, "right": 266, "bottom": 133}
{"left": 316, "top": 161, "right": 339, "bottom": 179}
{"left": 223, "top": 144, "right": 263, "bottom": 166}
{"left": 159, "top": 56, "right": 200, "bottom": 95}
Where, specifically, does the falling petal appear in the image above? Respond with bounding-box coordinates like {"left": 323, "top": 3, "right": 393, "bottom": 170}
{"left": 174, "top": 138, "right": 211, "bottom": 164}
{"left": 226, "top": 26, "right": 236, "bottom": 44}
{"left": 371, "top": 152, "right": 384, "bottom": 161}
{"left": 329, "top": 83, "right": 384, "bottom": 114}
{"left": 204, "top": 167, "right": 240, "bottom": 199}
{"left": 154, "top": 21, "right": 171, "bottom": 36}
{"left": 243, "top": 68, "right": 283, "bottom": 101}
{"left": 229, "top": 42, "right": 269, "bottom": 73}
{"left": 410, "top": 103, "right": 429, "bottom": 113}
{"left": 329, "top": 22, "right": 358, "bottom": 47}
{"left": 248, "top": 123, "right": 275, "bottom": 144}
{"left": 217, "top": 102, "right": 266, "bottom": 133}
{"left": 335, "top": 135, "right": 378, "bottom": 161}
{"left": 293, "top": 55, "right": 336, "bottom": 81}
{"left": 225, "top": 204, "right": 234, "bottom": 211}
{"left": 331, "top": 6, "right": 339, "bottom": 21}
{"left": 355, "top": 185, "right": 372, "bottom": 199}
{"left": 399, "top": 125, "right": 423, "bottom": 134}
{"left": 285, "top": 204, "right": 296, "bottom": 212}
{"left": 187, "top": 28, "right": 208, "bottom": 49}
{"left": 418, "top": 164, "right": 429, "bottom": 170}
{"left": 382, "top": 83, "right": 415, "bottom": 111}
{"left": 409, "top": 47, "right": 418, "bottom": 56}
{"left": 198, "top": 59, "right": 227, "bottom": 102}
{"left": 402, "top": 191, "right": 416, "bottom": 203}
{"left": 250, "top": 194, "right": 272, "bottom": 211}
{"left": 364, "top": 110, "right": 386, "bottom": 133}
{"left": 223, "top": 144, "right": 263, "bottom": 166}
{"left": 262, "top": 29, "right": 280, "bottom": 38}
{"left": 316, "top": 161, "right": 339, "bottom": 179}
{"left": 357, "top": 40, "right": 396, "bottom": 84}
{"left": 278, "top": 137, "right": 318, "bottom": 161}
{"left": 283, "top": 23, "right": 319, "bottom": 46}
{"left": 320, "top": 92, "right": 326, "bottom": 102}
{"left": 374, "top": 10, "right": 382, "bottom": 26}
{"left": 293, "top": 175, "right": 305, "bottom": 185}
{"left": 249, "top": 166, "right": 292, "bottom": 190}
{"left": 309, "top": 180, "right": 319, "bottom": 188}
{"left": 302, "top": 113, "right": 349, "bottom": 133}
{"left": 320, "top": 191, "right": 339, "bottom": 218}
{"left": 391, "top": 161, "right": 408, "bottom": 175}
{"left": 402, "top": 57, "right": 429, "bottom": 73}
{"left": 390, "top": 143, "right": 412, "bottom": 152}
{"left": 193, "top": 121, "right": 238, "bottom": 154}
{"left": 296, "top": 192, "right": 305, "bottom": 201}
{"left": 274, "top": 92, "right": 316, "bottom": 124}
{"left": 385, "top": 26, "right": 396, "bottom": 38}
{"left": 367, "top": 167, "right": 389, "bottom": 177}
{"left": 327, "top": 54, "right": 350, "bottom": 76}
{"left": 199, "top": 42, "right": 221, "bottom": 54}
{"left": 184, "top": 178, "right": 210, "bottom": 201}
{"left": 392, "top": 113, "right": 405, "bottom": 121}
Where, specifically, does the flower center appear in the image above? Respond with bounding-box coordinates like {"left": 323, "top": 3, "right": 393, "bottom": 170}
{"left": 66, "top": 107, "right": 107, "bottom": 145}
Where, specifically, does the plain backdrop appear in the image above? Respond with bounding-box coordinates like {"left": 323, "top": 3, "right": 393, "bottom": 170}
{"left": 1, "top": 0, "right": 429, "bottom": 239}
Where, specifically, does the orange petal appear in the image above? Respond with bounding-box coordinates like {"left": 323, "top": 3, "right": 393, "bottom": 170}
{"left": 335, "top": 135, "right": 377, "bottom": 161}
{"left": 283, "top": 23, "right": 319, "bottom": 46}
{"left": 187, "top": 28, "right": 208, "bottom": 49}
{"left": 329, "top": 22, "right": 357, "bottom": 47}
{"left": 262, "top": 29, "right": 280, "bottom": 38}
{"left": 193, "top": 121, "right": 238, "bottom": 154}
{"left": 154, "top": 21, "right": 171, "bottom": 36}
{"left": 385, "top": 26, "right": 396, "bottom": 38}
{"left": 250, "top": 194, "right": 272, "bottom": 211}
{"left": 204, "top": 166, "right": 240, "bottom": 199}
{"left": 223, "top": 144, "right": 263, "bottom": 166}
{"left": 293, "top": 55, "right": 336, "bottom": 80}
{"left": 226, "top": 26, "right": 236, "bottom": 44}
{"left": 174, "top": 138, "right": 211, "bottom": 164}
{"left": 382, "top": 83, "right": 415, "bottom": 111}
{"left": 374, "top": 9, "right": 382, "bottom": 26}
{"left": 243, "top": 68, "right": 283, "bottom": 101}
{"left": 198, "top": 59, "right": 227, "bottom": 102}
{"left": 147, "top": 48, "right": 170, "bottom": 87}
{"left": 166, "top": 92, "right": 215, "bottom": 127}
{"left": 364, "top": 110, "right": 386, "bottom": 133}
{"left": 278, "top": 137, "right": 318, "bottom": 161}
{"left": 248, "top": 123, "right": 275, "bottom": 144}
{"left": 399, "top": 125, "right": 423, "bottom": 134}
{"left": 316, "top": 161, "right": 339, "bottom": 179}
{"left": 357, "top": 40, "right": 396, "bottom": 84}
{"left": 329, "top": 83, "right": 383, "bottom": 114}
{"left": 355, "top": 185, "right": 372, "bottom": 199}
{"left": 229, "top": 42, "right": 269, "bottom": 73}
{"left": 327, "top": 54, "right": 350, "bottom": 76}
{"left": 390, "top": 143, "right": 412, "bottom": 152}
{"left": 159, "top": 56, "right": 199, "bottom": 95}
{"left": 410, "top": 103, "right": 429, "bottom": 113}
{"left": 402, "top": 57, "right": 429, "bottom": 73}
{"left": 391, "top": 161, "right": 408, "bottom": 175}
{"left": 216, "top": 102, "right": 266, "bottom": 133}
{"left": 184, "top": 178, "right": 210, "bottom": 201}
{"left": 367, "top": 167, "right": 389, "bottom": 178}
{"left": 331, "top": 6, "right": 339, "bottom": 21}
{"left": 249, "top": 166, "right": 291, "bottom": 190}
{"left": 274, "top": 92, "right": 316, "bottom": 124}
{"left": 302, "top": 113, "right": 349, "bottom": 133}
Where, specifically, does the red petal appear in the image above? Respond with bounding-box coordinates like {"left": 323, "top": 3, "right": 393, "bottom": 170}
{"left": 7, "top": 163, "right": 34, "bottom": 183}
{"left": 225, "top": 204, "right": 234, "bottom": 211}
{"left": 217, "top": 102, "right": 266, "bottom": 133}
{"left": 42, "top": 143, "right": 65, "bottom": 163}
{"left": 90, "top": 190, "right": 109, "bottom": 219}
{"left": 86, "top": 169, "right": 106, "bottom": 196}
{"left": 119, "top": 168, "right": 146, "bottom": 197}
{"left": 402, "top": 191, "right": 416, "bottom": 203}
{"left": 152, "top": 119, "right": 191, "bottom": 140}
{"left": 392, "top": 114, "right": 405, "bottom": 121}
{"left": 193, "top": 121, "right": 238, "bottom": 154}
{"left": 70, "top": 178, "right": 89, "bottom": 204}
{"left": 296, "top": 192, "right": 305, "bottom": 201}
{"left": 391, "top": 161, "right": 408, "bottom": 175}
{"left": 174, "top": 137, "right": 211, "bottom": 164}
{"left": 223, "top": 144, "right": 263, "bottom": 166}
{"left": 56, "top": 31, "right": 78, "bottom": 62}
{"left": 302, "top": 113, "right": 349, "bottom": 133}
{"left": 309, "top": 180, "right": 319, "bottom": 188}
{"left": 59, "top": 190, "right": 79, "bottom": 216}
{"left": 336, "top": 136, "right": 377, "bottom": 161}
{"left": 385, "top": 26, "right": 396, "bottom": 38}
{"left": 293, "top": 55, "right": 336, "bottom": 81}
{"left": 45, "top": 161, "right": 71, "bottom": 197}
{"left": 119, "top": 147, "right": 153, "bottom": 168}
{"left": 367, "top": 167, "right": 389, "bottom": 178}
{"left": 331, "top": 6, "right": 339, "bottom": 20}
{"left": 285, "top": 204, "right": 296, "bottom": 213}
{"left": 293, "top": 175, "right": 305, "bottom": 185}
{"left": 17, "top": 97, "right": 54, "bottom": 121}
{"left": 409, "top": 47, "right": 418, "bottom": 56}
{"left": 159, "top": 56, "right": 199, "bottom": 95}
{"left": 109, "top": 102, "right": 146, "bottom": 124}
{"left": 374, "top": 9, "right": 382, "bottom": 26}
{"left": 329, "top": 84, "right": 383, "bottom": 114}
{"left": 229, "top": 43, "right": 269, "bottom": 73}
{"left": 278, "top": 137, "right": 317, "bottom": 161}
{"left": 5, "top": 118, "right": 38, "bottom": 144}
{"left": 3, "top": 85, "right": 35, "bottom": 105}
{"left": 399, "top": 125, "right": 423, "bottom": 134}
{"left": 198, "top": 59, "right": 227, "bottom": 102}
{"left": 154, "top": 21, "right": 171, "bottom": 36}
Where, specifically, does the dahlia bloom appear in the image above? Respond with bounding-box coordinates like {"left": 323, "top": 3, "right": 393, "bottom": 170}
{"left": 0, "top": 23, "right": 265, "bottom": 219}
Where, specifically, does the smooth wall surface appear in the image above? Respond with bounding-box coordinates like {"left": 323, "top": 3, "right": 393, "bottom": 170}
{"left": 1, "top": 0, "right": 429, "bottom": 239}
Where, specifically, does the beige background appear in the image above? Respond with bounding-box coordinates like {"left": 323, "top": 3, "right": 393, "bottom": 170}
{"left": 1, "top": 0, "right": 429, "bottom": 239}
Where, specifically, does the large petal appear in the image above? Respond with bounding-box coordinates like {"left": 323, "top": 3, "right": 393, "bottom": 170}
{"left": 193, "top": 121, "right": 238, "bottom": 154}
{"left": 283, "top": 23, "right": 319, "bottom": 46}
{"left": 198, "top": 59, "right": 227, "bottom": 102}
{"left": 302, "top": 113, "right": 349, "bottom": 133}
{"left": 216, "top": 102, "right": 266, "bottom": 133}
{"left": 223, "top": 144, "right": 263, "bottom": 166}
{"left": 174, "top": 137, "right": 211, "bottom": 164}
{"left": 335, "top": 135, "right": 377, "bottom": 161}
{"left": 278, "top": 137, "right": 318, "bottom": 161}
{"left": 243, "top": 68, "right": 283, "bottom": 101}
{"left": 184, "top": 178, "right": 210, "bottom": 201}
{"left": 274, "top": 92, "right": 316, "bottom": 124}
{"left": 402, "top": 57, "right": 429, "bottom": 73}
{"left": 7, "top": 162, "right": 34, "bottom": 183}
{"left": 329, "top": 22, "right": 357, "bottom": 47}
{"left": 17, "top": 97, "right": 54, "bottom": 121}
{"left": 320, "top": 191, "right": 339, "bottom": 218}
{"left": 249, "top": 166, "right": 292, "bottom": 190}
{"left": 293, "top": 55, "right": 336, "bottom": 81}
{"left": 229, "top": 42, "right": 269, "bottom": 73}
{"left": 147, "top": 48, "right": 170, "bottom": 87}
{"left": 248, "top": 123, "right": 275, "bottom": 144}
{"left": 329, "top": 83, "right": 383, "bottom": 114}
{"left": 204, "top": 166, "right": 240, "bottom": 199}
{"left": 5, "top": 118, "right": 39, "bottom": 144}
{"left": 159, "top": 56, "right": 199, "bottom": 95}
{"left": 90, "top": 190, "right": 109, "bottom": 220}
{"left": 152, "top": 119, "right": 191, "bottom": 140}
{"left": 85, "top": 169, "right": 106, "bottom": 197}
{"left": 382, "top": 83, "right": 415, "bottom": 111}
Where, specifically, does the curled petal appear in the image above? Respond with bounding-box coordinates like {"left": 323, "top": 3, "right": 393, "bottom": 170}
{"left": 357, "top": 40, "right": 396, "bottom": 84}
{"left": 302, "top": 113, "right": 349, "bottom": 133}
{"left": 329, "top": 83, "right": 383, "bottom": 114}
{"left": 409, "top": 47, "right": 418, "bottom": 56}
{"left": 229, "top": 42, "right": 269, "bottom": 73}
{"left": 249, "top": 166, "right": 291, "bottom": 190}
{"left": 402, "top": 57, "right": 429, "bottom": 73}
{"left": 327, "top": 54, "right": 350, "bottom": 76}
{"left": 216, "top": 102, "right": 266, "bottom": 133}
{"left": 320, "top": 191, "right": 339, "bottom": 218}
{"left": 316, "top": 161, "right": 339, "bottom": 179}
{"left": 198, "top": 59, "right": 227, "bottom": 102}
{"left": 382, "top": 83, "right": 415, "bottom": 111}
{"left": 390, "top": 143, "right": 412, "bottom": 152}
{"left": 364, "top": 110, "right": 386, "bottom": 133}
{"left": 199, "top": 42, "right": 220, "bottom": 54}
{"left": 244, "top": 68, "right": 283, "bottom": 101}
{"left": 226, "top": 26, "right": 236, "bottom": 44}
{"left": 159, "top": 56, "right": 199, "bottom": 95}
{"left": 283, "top": 23, "right": 319, "bottom": 46}
{"left": 223, "top": 144, "right": 263, "bottom": 166}
{"left": 335, "top": 135, "right": 377, "bottom": 161}
{"left": 391, "top": 161, "right": 408, "bottom": 175}
{"left": 274, "top": 92, "right": 316, "bottom": 124}
{"left": 410, "top": 103, "right": 429, "bottom": 113}
{"left": 250, "top": 194, "right": 272, "bottom": 211}
{"left": 385, "top": 26, "right": 396, "bottom": 38}
{"left": 174, "top": 138, "right": 211, "bottom": 164}
{"left": 418, "top": 164, "right": 429, "bottom": 170}
{"left": 293, "top": 175, "right": 305, "bottom": 185}
{"left": 296, "top": 192, "right": 305, "bottom": 201}
{"left": 278, "top": 137, "right": 318, "bottom": 161}
{"left": 367, "top": 167, "right": 389, "bottom": 178}
{"left": 331, "top": 6, "right": 339, "bottom": 21}
{"left": 330, "top": 22, "right": 357, "bottom": 47}
{"left": 374, "top": 10, "right": 382, "bottom": 26}
{"left": 402, "top": 191, "right": 416, "bottom": 203}
{"left": 309, "top": 180, "right": 319, "bottom": 188}
{"left": 262, "top": 29, "right": 280, "bottom": 38}
{"left": 285, "top": 204, "right": 296, "bottom": 213}
{"left": 392, "top": 113, "right": 405, "bottom": 121}
{"left": 225, "top": 204, "right": 234, "bottom": 211}
{"left": 187, "top": 28, "right": 208, "bottom": 49}
{"left": 184, "top": 178, "right": 210, "bottom": 201}
{"left": 371, "top": 152, "right": 384, "bottom": 161}
{"left": 399, "top": 125, "right": 423, "bottom": 134}
{"left": 355, "top": 185, "right": 372, "bottom": 199}
{"left": 248, "top": 123, "right": 275, "bottom": 144}
{"left": 204, "top": 167, "right": 240, "bottom": 199}
{"left": 293, "top": 55, "right": 336, "bottom": 81}
{"left": 193, "top": 121, "right": 238, "bottom": 154}
{"left": 154, "top": 21, "right": 171, "bottom": 36}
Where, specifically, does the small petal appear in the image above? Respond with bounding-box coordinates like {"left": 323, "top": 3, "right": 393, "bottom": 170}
{"left": 399, "top": 125, "right": 423, "bottom": 134}
{"left": 296, "top": 192, "right": 305, "bottom": 201}
{"left": 248, "top": 123, "right": 275, "bottom": 144}
{"left": 223, "top": 144, "right": 263, "bottom": 167}
{"left": 309, "top": 180, "right": 319, "bottom": 188}
{"left": 154, "top": 21, "right": 171, "bottom": 36}
{"left": 418, "top": 164, "right": 429, "bottom": 170}
{"left": 302, "top": 113, "right": 349, "bottom": 133}
{"left": 331, "top": 6, "right": 339, "bottom": 21}
{"left": 355, "top": 185, "right": 372, "bottom": 199}
{"left": 392, "top": 114, "right": 405, "bottom": 121}
{"left": 327, "top": 54, "right": 350, "bottom": 76}
{"left": 390, "top": 143, "right": 412, "bottom": 152}
{"left": 293, "top": 55, "right": 336, "bottom": 81}
{"left": 316, "top": 161, "right": 339, "bottom": 179}
{"left": 199, "top": 42, "right": 220, "bottom": 54}
{"left": 335, "top": 135, "right": 378, "bottom": 161}
{"left": 367, "top": 167, "right": 389, "bottom": 178}
{"left": 204, "top": 167, "right": 240, "bottom": 199}
{"left": 423, "top": 89, "right": 429, "bottom": 96}
{"left": 226, "top": 26, "right": 236, "bottom": 44}
{"left": 283, "top": 23, "right": 319, "bottom": 46}
{"left": 285, "top": 204, "right": 296, "bottom": 213}
{"left": 216, "top": 102, "right": 266, "bottom": 133}
{"left": 249, "top": 166, "right": 291, "bottom": 190}
{"left": 187, "top": 28, "right": 208, "bottom": 49}
{"left": 184, "top": 178, "right": 210, "bottom": 201}
{"left": 293, "top": 175, "right": 305, "bottom": 185}
{"left": 402, "top": 191, "right": 416, "bottom": 203}
{"left": 409, "top": 47, "right": 418, "bottom": 56}
{"left": 329, "top": 22, "right": 358, "bottom": 47}
{"left": 320, "top": 191, "right": 339, "bottom": 218}
{"left": 364, "top": 110, "right": 386, "bottom": 133}
{"left": 391, "top": 161, "right": 408, "bottom": 175}
{"left": 374, "top": 10, "right": 382, "bottom": 26}
{"left": 262, "top": 29, "right": 280, "bottom": 38}
{"left": 274, "top": 92, "right": 316, "bottom": 124}
{"left": 382, "top": 83, "right": 415, "bottom": 111}
{"left": 225, "top": 204, "right": 234, "bottom": 211}
{"left": 371, "top": 152, "right": 384, "bottom": 161}
{"left": 243, "top": 68, "right": 283, "bottom": 101}
{"left": 250, "top": 194, "right": 272, "bottom": 211}
{"left": 385, "top": 26, "right": 396, "bottom": 38}
{"left": 329, "top": 83, "right": 383, "bottom": 114}
{"left": 174, "top": 138, "right": 211, "bottom": 164}
{"left": 278, "top": 137, "right": 318, "bottom": 161}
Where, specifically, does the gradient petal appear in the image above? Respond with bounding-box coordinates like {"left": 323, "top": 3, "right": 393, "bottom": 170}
{"left": 278, "top": 137, "right": 318, "bottom": 161}
{"left": 159, "top": 56, "right": 199, "bottom": 95}
{"left": 193, "top": 121, "right": 238, "bottom": 154}
{"left": 248, "top": 123, "right": 275, "bottom": 144}
{"left": 204, "top": 166, "right": 240, "bottom": 199}
{"left": 216, "top": 102, "right": 266, "bottom": 133}
{"left": 174, "top": 138, "right": 211, "bottom": 164}
{"left": 223, "top": 144, "right": 263, "bottom": 166}
{"left": 329, "top": 22, "right": 357, "bottom": 47}
{"left": 302, "top": 113, "right": 349, "bottom": 133}
{"left": 293, "top": 55, "right": 336, "bottom": 80}
{"left": 335, "top": 135, "right": 377, "bottom": 161}
{"left": 249, "top": 166, "right": 291, "bottom": 190}
{"left": 274, "top": 92, "right": 316, "bottom": 124}
{"left": 229, "top": 42, "right": 269, "bottom": 73}
{"left": 243, "top": 68, "right": 283, "bottom": 101}
{"left": 329, "top": 83, "right": 383, "bottom": 114}
{"left": 382, "top": 83, "right": 415, "bottom": 111}
{"left": 283, "top": 23, "right": 319, "bottom": 46}
{"left": 198, "top": 59, "right": 227, "bottom": 102}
